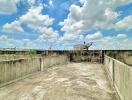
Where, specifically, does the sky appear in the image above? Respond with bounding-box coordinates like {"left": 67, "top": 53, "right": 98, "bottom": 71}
{"left": 0, "top": 0, "right": 132, "bottom": 50}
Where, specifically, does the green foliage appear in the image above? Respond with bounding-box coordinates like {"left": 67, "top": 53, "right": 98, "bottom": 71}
{"left": 27, "top": 49, "right": 37, "bottom": 56}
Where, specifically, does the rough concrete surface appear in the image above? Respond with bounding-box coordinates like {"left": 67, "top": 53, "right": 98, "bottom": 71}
{"left": 0, "top": 63, "right": 118, "bottom": 100}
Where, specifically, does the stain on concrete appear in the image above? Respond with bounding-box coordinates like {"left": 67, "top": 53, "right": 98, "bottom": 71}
{"left": 0, "top": 63, "right": 118, "bottom": 100}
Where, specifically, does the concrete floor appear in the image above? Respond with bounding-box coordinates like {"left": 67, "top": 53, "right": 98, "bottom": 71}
{"left": 0, "top": 63, "right": 118, "bottom": 100}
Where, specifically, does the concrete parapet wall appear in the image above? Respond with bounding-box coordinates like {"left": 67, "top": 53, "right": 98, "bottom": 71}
{"left": 0, "top": 55, "right": 69, "bottom": 87}
{"left": 0, "top": 57, "right": 41, "bottom": 87}
{"left": 104, "top": 55, "right": 132, "bottom": 100}
{"left": 41, "top": 55, "right": 69, "bottom": 71}
{"left": 0, "top": 55, "right": 41, "bottom": 60}
{"left": 105, "top": 50, "right": 132, "bottom": 65}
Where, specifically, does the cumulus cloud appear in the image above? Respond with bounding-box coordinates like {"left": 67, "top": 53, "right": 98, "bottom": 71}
{"left": 86, "top": 32, "right": 103, "bottom": 41}
{"left": 3, "top": 6, "right": 54, "bottom": 31}
{"left": 49, "top": 0, "right": 53, "bottom": 6}
{"left": 37, "top": 27, "right": 59, "bottom": 43}
{"left": 59, "top": 0, "right": 122, "bottom": 43}
{"left": 0, "top": 35, "right": 18, "bottom": 47}
{"left": 2, "top": 20, "right": 24, "bottom": 33}
{"left": 20, "top": 6, "right": 59, "bottom": 42}
{"left": 28, "top": 0, "right": 36, "bottom": 5}
{"left": 58, "top": 0, "right": 132, "bottom": 50}
{"left": 69, "top": 5, "right": 82, "bottom": 21}
{"left": 60, "top": 0, "right": 132, "bottom": 43}
{"left": 60, "top": 0, "right": 121, "bottom": 36}
{"left": 104, "top": 8, "right": 118, "bottom": 21}
{"left": 0, "top": 35, "right": 36, "bottom": 48}
{"left": 89, "top": 33, "right": 132, "bottom": 50}
{"left": 0, "top": 0, "right": 19, "bottom": 14}
{"left": 20, "top": 6, "right": 54, "bottom": 29}
{"left": 2, "top": 6, "right": 59, "bottom": 42}
{"left": 116, "top": 34, "right": 127, "bottom": 40}
{"left": 2, "top": 6, "right": 54, "bottom": 32}
{"left": 59, "top": 34, "right": 78, "bottom": 41}
{"left": 22, "top": 39, "right": 33, "bottom": 47}
{"left": 59, "top": 31, "right": 132, "bottom": 50}
{"left": 1, "top": 0, "right": 132, "bottom": 50}
{"left": 79, "top": 0, "right": 85, "bottom": 4}
{"left": 115, "top": 15, "right": 132, "bottom": 30}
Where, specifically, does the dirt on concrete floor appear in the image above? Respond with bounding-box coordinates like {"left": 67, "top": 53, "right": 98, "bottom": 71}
{"left": 0, "top": 63, "right": 118, "bottom": 100}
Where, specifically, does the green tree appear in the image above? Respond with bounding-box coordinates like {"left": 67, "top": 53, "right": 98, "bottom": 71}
{"left": 27, "top": 49, "right": 37, "bottom": 56}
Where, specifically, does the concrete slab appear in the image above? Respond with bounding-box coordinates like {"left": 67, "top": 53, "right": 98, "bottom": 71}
{"left": 0, "top": 63, "right": 118, "bottom": 100}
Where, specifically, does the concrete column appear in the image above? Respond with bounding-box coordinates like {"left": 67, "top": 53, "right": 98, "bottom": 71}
{"left": 40, "top": 57, "right": 44, "bottom": 72}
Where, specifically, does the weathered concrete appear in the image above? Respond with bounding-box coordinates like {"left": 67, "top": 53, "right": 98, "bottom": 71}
{"left": 0, "top": 63, "right": 118, "bottom": 100}
{"left": 104, "top": 55, "right": 132, "bottom": 100}
{"left": 0, "top": 58, "right": 41, "bottom": 87}
{"left": 0, "top": 55, "right": 41, "bottom": 61}
{"left": 0, "top": 51, "right": 131, "bottom": 100}
{"left": 41, "top": 55, "right": 68, "bottom": 71}
{"left": 0, "top": 55, "right": 68, "bottom": 87}
{"left": 105, "top": 50, "right": 132, "bottom": 65}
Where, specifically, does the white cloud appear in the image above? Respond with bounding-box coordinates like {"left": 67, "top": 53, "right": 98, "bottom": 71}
{"left": 60, "top": 0, "right": 120, "bottom": 34}
{"left": 28, "top": 0, "right": 36, "bottom": 5}
{"left": 2, "top": 20, "right": 24, "bottom": 33}
{"left": 0, "top": 35, "right": 18, "bottom": 47}
{"left": 37, "top": 27, "right": 59, "bottom": 43}
{"left": 86, "top": 32, "right": 103, "bottom": 41}
{"left": 2, "top": 6, "right": 54, "bottom": 32}
{"left": 0, "top": 0, "right": 18, "bottom": 14}
{"left": 115, "top": 15, "right": 132, "bottom": 30}
{"left": 110, "top": 0, "right": 132, "bottom": 7}
{"left": 104, "top": 8, "right": 118, "bottom": 20}
{"left": 116, "top": 34, "right": 127, "bottom": 40}
{"left": 59, "top": 31, "right": 103, "bottom": 44}
{"left": 0, "top": 35, "right": 10, "bottom": 43}
{"left": 2, "top": 5, "right": 60, "bottom": 45}
{"left": 49, "top": 0, "right": 53, "bottom": 6}
{"left": 59, "top": 34, "right": 78, "bottom": 41}
{"left": 22, "top": 39, "right": 33, "bottom": 47}
{"left": 69, "top": 5, "right": 82, "bottom": 21}
{"left": 79, "top": 35, "right": 84, "bottom": 40}
{"left": 60, "top": 0, "right": 132, "bottom": 44}
{"left": 20, "top": 6, "right": 54, "bottom": 29}
{"left": 88, "top": 34, "right": 132, "bottom": 50}
{"left": 0, "top": 35, "right": 37, "bottom": 48}
{"left": 19, "top": 6, "right": 59, "bottom": 42}
{"left": 59, "top": 31, "right": 132, "bottom": 50}
{"left": 1, "top": 0, "right": 131, "bottom": 50}
{"left": 79, "top": 0, "right": 85, "bottom": 4}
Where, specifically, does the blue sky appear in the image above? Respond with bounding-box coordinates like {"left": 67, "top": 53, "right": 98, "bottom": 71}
{"left": 0, "top": 0, "right": 132, "bottom": 50}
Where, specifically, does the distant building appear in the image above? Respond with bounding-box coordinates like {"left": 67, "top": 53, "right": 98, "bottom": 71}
{"left": 74, "top": 42, "right": 93, "bottom": 50}
{"left": 74, "top": 44, "right": 88, "bottom": 50}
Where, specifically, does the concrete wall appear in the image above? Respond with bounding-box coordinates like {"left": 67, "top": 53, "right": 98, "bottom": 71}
{"left": 0, "top": 55, "right": 69, "bottom": 87}
{"left": 41, "top": 55, "right": 69, "bottom": 71}
{"left": 0, "top": 57, "right": 41, "bottom": 87}
{"left": 0, "top": 55, "right": 40, "bottom": 60}
{"left": 105, "top": 50, "right": 132, "bottom": 65}
{"left": 104, "top": 55, "right": 132, "bottom": 100}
